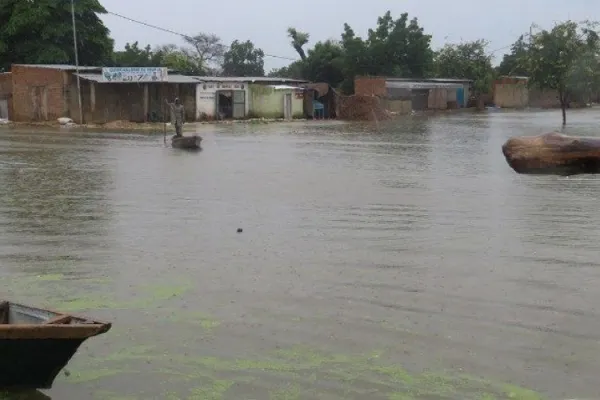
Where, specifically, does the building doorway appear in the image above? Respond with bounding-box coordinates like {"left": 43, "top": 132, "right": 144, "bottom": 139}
{"left": 216, "top": 91, "right": 233, "bottom": 119}
{"left": 216, "top": 90, "right": 246, "bottom": 119}
{"left": 283, "top": 93, "right": 292, "bottom": 120}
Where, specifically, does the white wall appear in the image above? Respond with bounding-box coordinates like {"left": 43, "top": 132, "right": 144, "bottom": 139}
{"left": 195, "top": 81, "right": 250, "bottom": 119}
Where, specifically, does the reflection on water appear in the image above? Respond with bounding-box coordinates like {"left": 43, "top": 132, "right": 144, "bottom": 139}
{"left": 0, "top": 110, "right": 600, "bottom": 399}
{"left": 0, "top": 131, "right": 114, "bottom": 280}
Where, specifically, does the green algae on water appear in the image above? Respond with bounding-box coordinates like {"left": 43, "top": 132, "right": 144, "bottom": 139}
{"left": 58, "top": 339, "right": 545, "bottom": 399}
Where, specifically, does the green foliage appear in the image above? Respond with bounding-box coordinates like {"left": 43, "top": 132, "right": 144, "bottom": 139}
{"left": 303, "top": 40, "right": 345, "bottom": 87}
{"left": 182, "top": 33, "right": 225, "bottom": 72}
{"left": 517, "top": 20, "right": 600, "bottom": 124}
{"left": 434, "top": 39, "right": 495, "bottom": 94}
{"left": 268, "top": 62, "right": 304, "bottom": 79}
{"left": 496, "top": 35, "right": 529, "bottom": 76}
{"left": 0, "top": 0, "right": 114, "bottom": 71}
{"left": 339, "top": 12, "right": 434, "bottom": 93}
{"left": 222, "top": 40, "right": 265, "bottom": 77}
{"left": 113, "top": 41, "right": 160, "bottom": 67}
{"left": 273, "top": 11, "right": 434, "bottom": 94}
{"left": 156, "top": 44, "right": 204, "bottom": 75}
{"left": 112, "top": 34, "right": 227, "bottom": 75}
{"left": 287, "top": 28, "right": 309, "bottom": 60}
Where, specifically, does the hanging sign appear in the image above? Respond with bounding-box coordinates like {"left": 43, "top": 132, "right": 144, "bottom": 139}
{"left": 101, "top": 67, "right": 168, "bottom": 83}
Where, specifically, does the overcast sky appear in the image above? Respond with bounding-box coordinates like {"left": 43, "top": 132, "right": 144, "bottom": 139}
{"left": 99, "top": 0, "right": 599, "bottom": 72}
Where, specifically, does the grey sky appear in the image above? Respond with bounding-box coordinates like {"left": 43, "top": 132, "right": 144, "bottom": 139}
{"left": 99, "top": 0, "right": 598, "bottom": 72}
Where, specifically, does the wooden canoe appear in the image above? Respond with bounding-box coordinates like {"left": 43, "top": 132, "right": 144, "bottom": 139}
{"left": 502, "top": 132, "right": 600, "bottom": 175}
{"left": 171, "top": 135, "right": 202, "bottom": 150}
{"left": 0, "top": 301, "right": 111, "bottom": 389}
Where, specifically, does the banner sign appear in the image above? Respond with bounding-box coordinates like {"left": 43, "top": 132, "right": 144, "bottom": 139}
{"left": 101, "top": 67, "right": 168, "bottom": 83}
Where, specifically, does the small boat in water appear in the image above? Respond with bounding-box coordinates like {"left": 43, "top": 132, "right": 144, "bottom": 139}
{"left": 171, "top": 135, "right": 202, "bottom": 150}
{"left": 0, "top": 301, "right": 111, "bottom": 389}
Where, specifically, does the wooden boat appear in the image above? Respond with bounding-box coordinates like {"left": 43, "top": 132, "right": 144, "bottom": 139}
{"left": 0, "top": 301, "right": 111, "bottom": 389}
{"left": 171, "top": 135, "right": 202, "bottom": 150}
{"left": 502, "top": 132, "right": 600, "bottom": 175}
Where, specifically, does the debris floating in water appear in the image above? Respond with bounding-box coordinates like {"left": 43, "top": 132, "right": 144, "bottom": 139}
{"left": 237, "top": 228, "right": 243, "bottom": 233}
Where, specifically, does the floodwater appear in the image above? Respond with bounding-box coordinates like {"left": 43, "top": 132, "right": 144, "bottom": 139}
{"left": 1, "top": 109, "right": 600, "bottom": 400}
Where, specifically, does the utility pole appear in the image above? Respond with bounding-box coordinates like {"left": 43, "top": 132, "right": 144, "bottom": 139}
{"left": 71, "top": 0, "right": 83, "bottom": 125}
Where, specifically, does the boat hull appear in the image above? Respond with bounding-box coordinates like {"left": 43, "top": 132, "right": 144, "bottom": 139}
{"left": 171, "top": 135, "right": 202, "bottom": 150}
{"left": 0, "top": 301, "right": 111, "bottom": 389}
{"left": 0, "top": 338, "right": 86, "bottom": 389}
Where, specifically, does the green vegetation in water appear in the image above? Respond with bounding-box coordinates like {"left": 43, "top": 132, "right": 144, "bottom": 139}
{"left": 0, "top": 273, "right": 193, "bottom": 312}
{"left": 165, "top": 311, "right": 221, "bottom": 333}
{"left": 59, "top": 341, "right": 545, "bottom": 400}
{"left": 269, "top": 384, "right": 301, "bottom": 400}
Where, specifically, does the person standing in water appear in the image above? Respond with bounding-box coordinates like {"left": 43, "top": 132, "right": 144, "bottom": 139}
{"left": 165, "top": 97, "right": 185, "bottom": 137}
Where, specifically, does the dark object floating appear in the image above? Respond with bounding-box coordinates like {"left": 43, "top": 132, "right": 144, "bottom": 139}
{"left": 0, "top": 301, "right": 111, "bottom": 390}
{"left": 502, "top": 132, "right": 600, "bottom": 176}
{"left": 171, "top": 135, "right": 202, "bottom": 150}
{"left": 237, "top": 228, "right": 243, "bottom": 233}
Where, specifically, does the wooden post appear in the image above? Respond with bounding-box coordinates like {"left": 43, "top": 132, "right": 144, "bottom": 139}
{"left": 90, "top": 82, "right": 96, "bottom": 115}
{"left": 143, "top": 83, "right": 149, "bottom": 122}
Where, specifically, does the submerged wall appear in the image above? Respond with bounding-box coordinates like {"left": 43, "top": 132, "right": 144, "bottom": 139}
{"left": 248, "top": 85, "right": 304, "bottom": 119}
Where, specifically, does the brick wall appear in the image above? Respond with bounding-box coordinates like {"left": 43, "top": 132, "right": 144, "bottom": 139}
{"left": 11, "top": 65, "right": 67, "bottom": 121}
{"left": 335, "top": 93, "right": 392, "bottom": 120}
{"left": 0, "top": 72, "right": 12, "bottom": 119}
{"left": 529, "top": 88, "right": 560, "bottom": 108}
{"left": 354, "top": 77, "right": 386, "bottom": 96}
{"left": 494, "top": 83, "right": 529, "bottom": 108}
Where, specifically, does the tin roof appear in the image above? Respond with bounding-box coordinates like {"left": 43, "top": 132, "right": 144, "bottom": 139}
{"left": 386, "top": 81, "right": 464, "bottom": 90}
{"left": 195, "top": 76, "right": 307, "bottom": 83}
{"left": 385, "top": 77, "right": 473, "bottom": 83}
{"left": 75, "top": 73, "right": 199, "bottom": 84}
{"left": 13, "top": 64, "right": 102, "bottom": 71}
{"left": 268, "top": 84, "right": 305, "bottom": 90}
{"left": 74, "top": 73, "right": 307, "bottom": 85}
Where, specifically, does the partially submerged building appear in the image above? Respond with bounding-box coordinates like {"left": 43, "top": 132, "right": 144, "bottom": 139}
{"left": 0, "top": 72, "right": 12, "bottom": 119}
{"left": 195, "top": 77, "right": 307, "bottom": 120}
{"left": 6, "top": 64, "right": 309, "bottom": 123}
{"left": 354, "top": 76, "right": 473, "bottom": 113}
{"left": 493, "top": 76, "right": 561, "bottom": 108}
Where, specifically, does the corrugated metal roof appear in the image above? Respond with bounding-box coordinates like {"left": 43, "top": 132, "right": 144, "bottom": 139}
{"left": 13, "top": 64, "right": 102, "bottom": 71}
{"left": 74, "top": 73, "right": 306, "bottom": 85}
{"left": 75, "top": 73, "right": 199, "bottom": 84}
{"left": 268, "top": 85, "right": 305, "bottom": 90}
{"left": 385, "top": 77, "right": 472, "bottom": 83}
{"left": 386, "top": 81, "right": 463, "bottom": 90}
{"left": 195, "top": 76, "right": 307, "bottom": 83}
{"left": 498, "top": 75, "right": 529, "bottom": 80}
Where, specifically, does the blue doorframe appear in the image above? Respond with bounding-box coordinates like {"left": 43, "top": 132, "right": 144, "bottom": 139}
{"left": 456, "top": 88, "right": 465, "bottom": 108}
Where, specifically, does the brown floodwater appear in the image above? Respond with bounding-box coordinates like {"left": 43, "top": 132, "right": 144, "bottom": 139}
{"left": 1, "top": 109, "right": 600, "bottom": 400}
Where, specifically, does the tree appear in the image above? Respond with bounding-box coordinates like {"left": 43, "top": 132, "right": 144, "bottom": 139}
{"left": 287, "top": 28, "right": 309, "bottom": 60}
{"left": 113, "top": 42, "right": 156, "bottom": 67}
{"left": 267, "top": 61, "right": 304, "bottom": 79}
{"left": 496, "top": 35, "right": 530, "bottom": 76}
{"left": 339, "top": 11, "right": 434, "bottom": 93}
{"left": 364, "top": 12, "right": 434, "bottom": 77}
{"left": 0, "top": 0, "right": 114, "bottom": 71}
{"left": 182, "top": 33, "right": 226, "bottom": 72}
{"left": 222, "top": 40, "right": 265, "bottom": 77}
{"left": 519, "top": 20, "right": 600, "bottom": 125}
{"left": 153, "top": 44, "right": 203, "bottom": 75}
{"left": 302, "top": 40, "right": 345, "bottom": 87}
{"left": 274, "top": 11, "right": 434, "bottom": 93}
{"left": 434, "top": 39, "right": 495, "bottom": 95}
